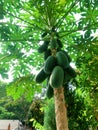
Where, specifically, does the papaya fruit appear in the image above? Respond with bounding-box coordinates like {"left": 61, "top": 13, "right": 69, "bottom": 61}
{"left": 49, "top": 66, "right": 64, "bottom": 88}
{"left": 35, "top": 68, "right": 48, "bottom": 83}
{"left": 38, "top": 41, "right": 49, "bottom": 53}
{"left": 56, "top": 51, "right": 69, "bottom": 69}
{"left": 61, "top": 50, "right": 71, "bottom": 63}
{"left": 44, "top": 55, "right": 57, "bottom": 74}
{"left": 44, "top": 49, "right": 51, "bottom": 60}
{"left": 46, "top": 80, "right": 54, "bottom": 99}
{"left": 38, "top": 43, "right": 48, "bottom": 53}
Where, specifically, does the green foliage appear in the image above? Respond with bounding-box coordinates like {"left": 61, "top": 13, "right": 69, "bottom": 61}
{"left": 74, "top": 37, "right": 98, "bottom": 114}
{"left": 0, "top": 106, "right": 15, "bottom": 119}
{"left": 65, "top": 87, "right": 97, "bottom": 129}
{"left": 44, "top": 99, "right": 56, "bottom": 130}
{"left": 27, "top": 98, "right": 44, "bottom": 128}
{"left": 4, "top": 98, "right": 30, "bottom": 120}
{"left": 30, "top": 118, "right": 43, "bottom": 130}
{"left": 6, "top": 74, "right": 42, "bottom": 101}
{"left": 0, "top": 0, "right": 97, "bottom": 81}
{"left": 0, "top": 83, "right": 30, "bottom": 120}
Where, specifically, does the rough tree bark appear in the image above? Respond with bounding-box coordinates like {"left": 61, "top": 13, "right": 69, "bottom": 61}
{"left": 54, "top": 87, "right": 69, "bottom": 130}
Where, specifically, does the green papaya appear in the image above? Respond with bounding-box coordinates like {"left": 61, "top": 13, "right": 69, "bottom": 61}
{"left": 35, "top": 68, "right": 48, "bottom": 83}
{"left": 49, "top": 66, "right": 64, "bottom": 88}
{"left": 44, "top": 49, "right": 51, "bottom": 60}
{"left": 44, "top": 55, "right": 57, "bottom": 74}
{"left": 38, "top": 41, "right": 49, "bottom": 53}
{"left": 61, "top": 50, "right": 71, "bottom": 63}
{"left": 56, "top": 51, "right": 69, "bottom": 69}
{"left": 46, "top": 80, "right": 54, "bottom": 99}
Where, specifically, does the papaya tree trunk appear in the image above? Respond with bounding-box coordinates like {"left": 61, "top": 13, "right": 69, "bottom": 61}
{"left": 54, "top": 87, "right": 69, "bottom": 130}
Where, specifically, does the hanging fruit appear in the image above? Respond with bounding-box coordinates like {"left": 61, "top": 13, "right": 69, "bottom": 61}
{"left": 56, "top": 51, "right": 69, "bottom": 69}
{"left": 35, "top": 67, "right": 48, "bottom": 83}
{"left": 38, "top": 40, "right": 50, "bottom": 53}
{"left": 49, "top": 66, "right": 64, "bottom": 88}
{"left": 36, "top": 30, "right": 76, "bottom": 99}
{"left": 44, "top": 55, "right": 57, "bottom": 74}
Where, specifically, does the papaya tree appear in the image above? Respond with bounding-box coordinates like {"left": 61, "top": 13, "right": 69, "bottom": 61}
{"left": 0, "top": 0, "right": 98, "bottom": 129}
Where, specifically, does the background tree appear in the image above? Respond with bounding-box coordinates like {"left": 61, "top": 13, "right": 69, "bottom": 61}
{"left": 0, "top": 82, "right": 30, "bottom": 120}
{"left": 0, "top": 82, "right": 44, "bottom": 129}
{"left": 0, "top": 83, "right": 15, "bottom": 119}
{"left": 27, "top": 98, "right": 44, "bottom": 129}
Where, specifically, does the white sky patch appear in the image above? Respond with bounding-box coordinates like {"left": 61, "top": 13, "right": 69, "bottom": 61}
{"left": 21, "top": 48, "right": 36, "bottom": 57}
{"left": 31, "top": 67, "right": 39, "bottom": 75}
{"left": 74, "top": 13, "right": 82, "bottom": 21}
{"left": 0, "top": 18, "right": 10, "bottom": 23}
{"left": 38, "top": 41, "right": 44, "bottom": 45}
{"left": 70, "top": 62, "right": 76, "bottom": 69}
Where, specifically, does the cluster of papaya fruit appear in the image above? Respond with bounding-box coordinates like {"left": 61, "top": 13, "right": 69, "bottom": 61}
{"left": 35, "top": 32, "right": 76, "bottom": 99}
